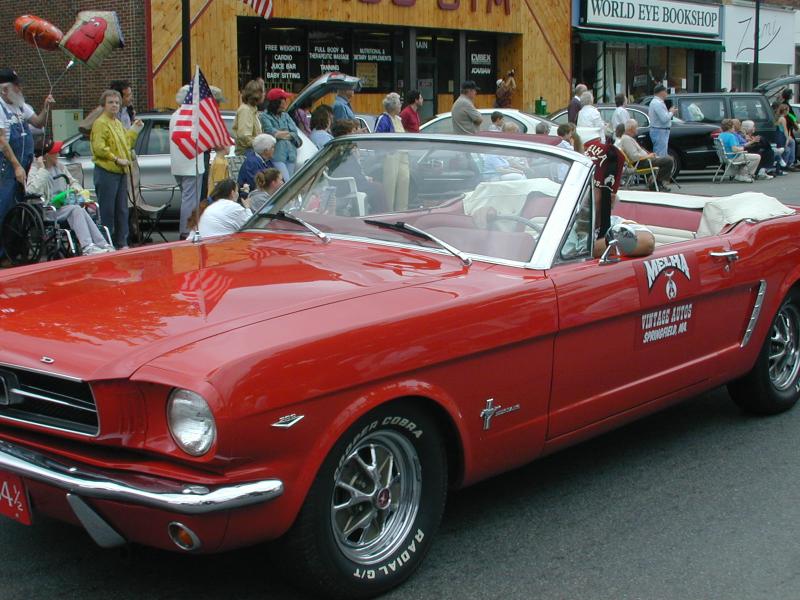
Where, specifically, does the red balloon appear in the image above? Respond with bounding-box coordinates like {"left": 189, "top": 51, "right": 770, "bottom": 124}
{"left": 14, "top": 15, "right": 64, "bottom": 51}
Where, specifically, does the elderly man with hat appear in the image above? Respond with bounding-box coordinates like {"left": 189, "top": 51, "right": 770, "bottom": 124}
{"left": 647, "top": 84, "right": 677, "bottom": 159}
{"left": 452, "top": 80, "right": 483, "bottom": 135}
{"left": 0, "top": 68, "right": 55, "bottom": 247}
{"left": 259, "top": 87, "right": 301, "bottom": 181}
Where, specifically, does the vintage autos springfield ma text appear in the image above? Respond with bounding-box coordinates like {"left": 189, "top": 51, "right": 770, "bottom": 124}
{"left": 1, "top": 132, "right": 800, "bottom": 598}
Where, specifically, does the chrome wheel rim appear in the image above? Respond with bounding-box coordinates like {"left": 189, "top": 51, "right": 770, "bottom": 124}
{"left": 769, "top": 304, "right": 800, "bottom": 391}
{"left": 331, "top": 430, "right": 421, "bottom": 565}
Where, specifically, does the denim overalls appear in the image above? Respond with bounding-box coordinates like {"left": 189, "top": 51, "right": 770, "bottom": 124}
{"left": 0, "top": 101, "right": 33, "bottom": 227}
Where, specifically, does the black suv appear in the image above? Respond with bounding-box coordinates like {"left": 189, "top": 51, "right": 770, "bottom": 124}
{"left": 642, "top": 76, "right": 800, "bottom": 146}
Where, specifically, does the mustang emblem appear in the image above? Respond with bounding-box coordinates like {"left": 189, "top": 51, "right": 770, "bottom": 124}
{"left": 480, "top": 398, "right": 521, "bottom": 431}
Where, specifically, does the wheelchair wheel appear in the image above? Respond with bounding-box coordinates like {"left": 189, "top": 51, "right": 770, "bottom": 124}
{"left": 1, "top": 203, "right": 45, "bottom": 265}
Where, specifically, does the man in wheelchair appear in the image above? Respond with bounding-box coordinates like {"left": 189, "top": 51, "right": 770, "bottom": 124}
{"left": 25, "top": 141, "right": 114, "bottom": 255}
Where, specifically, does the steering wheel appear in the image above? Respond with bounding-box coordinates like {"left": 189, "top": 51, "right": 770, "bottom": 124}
{"left": 488, "top": 214, "right": 544, "bottom": 235}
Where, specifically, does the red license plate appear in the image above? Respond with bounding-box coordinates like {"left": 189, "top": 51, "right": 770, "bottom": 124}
{"left": 0, "top": 470, "right": 32, "bottom": 525}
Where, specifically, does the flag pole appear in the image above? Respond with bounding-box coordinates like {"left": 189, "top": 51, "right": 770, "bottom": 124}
{"left": 192, "top": 65, "right": 201, "bottom": 241}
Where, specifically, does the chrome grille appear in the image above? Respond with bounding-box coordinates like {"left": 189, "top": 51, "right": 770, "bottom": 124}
{"left": 0, "top": 366, "right": 98, "bottom": 436}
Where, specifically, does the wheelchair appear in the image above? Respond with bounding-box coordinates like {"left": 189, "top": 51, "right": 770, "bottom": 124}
{"left": 0, "top": 191, "right": 111, "bottom": 266}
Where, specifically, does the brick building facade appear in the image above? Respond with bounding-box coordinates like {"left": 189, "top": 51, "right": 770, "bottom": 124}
{"left": 0, "top": 2, "right": 148, "bottom": 116}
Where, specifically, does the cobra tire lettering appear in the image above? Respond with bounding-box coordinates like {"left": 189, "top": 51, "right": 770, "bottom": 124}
{"left": 338, "top": 420, "right": 379, "bottom": 471}
{"left": 382, "top": 416, "right": 424, "bottom": 439}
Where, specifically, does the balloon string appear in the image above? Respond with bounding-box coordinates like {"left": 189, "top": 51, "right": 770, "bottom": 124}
{"left": 31, "top": 35, "right": 53, "bottom": 144}
{"left": 32, "top": 35, "right": 53, "bottom": 90}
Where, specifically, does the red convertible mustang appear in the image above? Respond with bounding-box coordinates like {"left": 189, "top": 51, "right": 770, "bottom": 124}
{"left": 0, "top": 134, "right": 799, "bottom": 598}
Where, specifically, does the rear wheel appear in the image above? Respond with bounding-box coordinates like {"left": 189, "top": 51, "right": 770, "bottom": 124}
{"left": 282, "top": 402, "right": 447, "bottom": 599}
{"left": 1, "top": 203, "right": 44, "bottom": 265}
{"left": 728, "top": 290, "right": 800, "bottom": 414}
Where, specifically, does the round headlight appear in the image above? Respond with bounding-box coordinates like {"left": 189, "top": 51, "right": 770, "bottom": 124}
{"left": 167, "top": 389, "right": 217, "bottom": 457}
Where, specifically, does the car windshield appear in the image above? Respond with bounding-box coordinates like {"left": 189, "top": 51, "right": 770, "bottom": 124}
{"left": 248, "top": 137, "right": 573, "bottom": 263}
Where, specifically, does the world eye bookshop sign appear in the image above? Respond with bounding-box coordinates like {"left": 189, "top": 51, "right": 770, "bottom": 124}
{"left": 582, "top": 0, "right": 721, "bottom": 37}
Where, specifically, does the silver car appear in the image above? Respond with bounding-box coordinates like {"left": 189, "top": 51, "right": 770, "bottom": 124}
{"left": 59, "top": 112, "right": 236, "bottom": 220}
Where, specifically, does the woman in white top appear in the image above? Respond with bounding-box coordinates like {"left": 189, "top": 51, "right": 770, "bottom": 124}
{"left": 190, "top": 179, "right": 253, "bottom": 238}
{"left": 576, "top": 91, "right": 606, "bottom": 143}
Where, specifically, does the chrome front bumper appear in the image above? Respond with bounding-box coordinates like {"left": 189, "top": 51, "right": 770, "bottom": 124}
{"left": 0, "top": 439, "right": 284, "bottom": 515}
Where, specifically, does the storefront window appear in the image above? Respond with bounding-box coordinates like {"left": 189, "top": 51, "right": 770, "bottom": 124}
{"left": 263, "top": 27, "right": 307, "bottom": 91}
{"left": 628, "top": 45, "right": 648, "bottom": 100}
{"left": 466, "top": 35, "right": 496, "bottom": 91}
{"left": 669, "top": 48, "right": 688, "bottom": 93}
{"left": 308, "top": 30, "right": 352, "bottom": 79}
{"left": 649, "top": 46, "right": 667, "bottom": 90}
{"left": 352, "top": 31, "right": 394, "bottom": 92}
{"left": 436, "top": 36, "right": 455, "bottom": 96}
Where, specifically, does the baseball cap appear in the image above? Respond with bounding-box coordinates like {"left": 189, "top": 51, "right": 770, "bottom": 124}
{"left": 0, "top": 68, "right": 20, "bottom": 85}
{"left": 45, "top": 141, "right": 64, "bottom": 155}
{"left": 496, "top": 79, "right": 504, "bottom": 87}
{"left": 266, "top": 88, "right": 292, "bottom": 102}
{"left": 461, "top": 80, "right": 480, "bottom": 92}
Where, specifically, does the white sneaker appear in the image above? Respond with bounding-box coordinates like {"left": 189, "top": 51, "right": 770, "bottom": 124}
{"left": 83, "top": 244, "right": 107, "bottom": 255}
{"left": 734, "top": 174, "right": 753, "bottom": 183}
{"left": 756, "top": 169, "right": 774, "bottom": 180}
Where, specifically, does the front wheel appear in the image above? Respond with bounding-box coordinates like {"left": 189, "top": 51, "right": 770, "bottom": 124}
{"left": 728, "top": 290, "right": 800, "bottom": 414}
{"left": 282, "top": 402, "right": 447, "bottom": 599}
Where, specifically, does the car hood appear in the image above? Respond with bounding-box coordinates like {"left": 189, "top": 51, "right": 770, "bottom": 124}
{"left": 0, "top": 233, "right": 462, "bottom": 381}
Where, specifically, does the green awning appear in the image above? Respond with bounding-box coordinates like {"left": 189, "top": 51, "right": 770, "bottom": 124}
{"left": 577, "top": 30, "right": 724, "bottom": 52}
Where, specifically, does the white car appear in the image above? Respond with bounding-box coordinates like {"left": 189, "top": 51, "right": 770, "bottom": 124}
{"left": 420, "top": 107, "right": 602, "bottom": 142}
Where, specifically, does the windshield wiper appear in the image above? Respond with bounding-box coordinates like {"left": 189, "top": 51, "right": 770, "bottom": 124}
{"left": 265, "top": 210, "right": 330, "bottom": 243}
{"left": 363, "top": 219, "right": 472, "bottom": 267}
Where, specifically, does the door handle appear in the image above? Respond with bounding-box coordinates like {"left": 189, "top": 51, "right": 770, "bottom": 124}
{"left": 710, "top": 250, "right": 739, "bottom": 262}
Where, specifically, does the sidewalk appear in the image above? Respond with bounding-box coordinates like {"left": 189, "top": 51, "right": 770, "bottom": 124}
{"left": 669, "top": 168, "right": 800, "bottom": 204}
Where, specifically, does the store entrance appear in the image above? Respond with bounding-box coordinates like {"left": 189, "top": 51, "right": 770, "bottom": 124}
{"left": 417, "top": 58, "right": 437, "bottom": 121}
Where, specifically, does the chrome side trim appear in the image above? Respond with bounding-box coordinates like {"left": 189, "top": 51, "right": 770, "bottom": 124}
{"left": 741, "top": 280, "right": 767, "bottom": 348}
{"left": 9, "top": 388, "right": 97, "bottom": 413}
{"left": 0, "top": 440, "right": 284, "bottom": 515}
{"left": 66, "top": 493, "right": 127, "bottom": 548}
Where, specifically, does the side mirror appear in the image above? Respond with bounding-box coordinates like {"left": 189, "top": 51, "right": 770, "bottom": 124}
{"left": 600, "top": 224, "right": 638, "bottom": 265}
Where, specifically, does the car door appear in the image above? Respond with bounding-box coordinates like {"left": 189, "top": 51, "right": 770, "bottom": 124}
{"left": 547, "top": 200, "right": 754, "bottom": 438}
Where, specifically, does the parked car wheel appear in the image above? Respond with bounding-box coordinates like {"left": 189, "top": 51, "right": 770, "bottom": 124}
{"left": 729, "top": 290, "right": 800, "bottom": 415}
{"left": 667, "top": 147, "right": 682, "bottom": 178}
{"left": 283, "top": 402, "right": 447, "bottom": 599}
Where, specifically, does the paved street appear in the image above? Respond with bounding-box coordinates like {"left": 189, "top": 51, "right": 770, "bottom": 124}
{"left": 671, "top": 168, "right": 800, "bottom": 204}
{"left": 2, "top": 167, "right": 800, "bottom": 600}
{"left": 2, "top": 387, "right": 800, "bottom": 600}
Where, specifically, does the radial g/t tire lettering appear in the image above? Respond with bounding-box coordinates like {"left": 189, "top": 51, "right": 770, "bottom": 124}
{"left": 281, "top": 402, "right": 447, "bottom": 599}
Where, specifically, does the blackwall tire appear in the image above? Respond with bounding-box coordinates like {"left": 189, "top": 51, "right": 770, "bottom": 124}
{"left": 667, "top": 147, "right": 681, "bottom": 178}
{"left": 728, "top": 290, "right": 800, "bottom": 415}
{"left": 282, "top": 402, "right": 447, "bottom": 600}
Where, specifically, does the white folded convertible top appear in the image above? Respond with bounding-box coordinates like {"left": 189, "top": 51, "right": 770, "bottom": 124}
{"left": 618, "top": 190, "right": 795, "bottom": 236}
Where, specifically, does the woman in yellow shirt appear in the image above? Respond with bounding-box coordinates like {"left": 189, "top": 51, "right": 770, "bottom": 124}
{"left": 90, "top": 89, "right": 141, "bottom": 249}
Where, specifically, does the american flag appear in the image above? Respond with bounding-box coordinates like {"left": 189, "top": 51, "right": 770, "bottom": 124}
{"left": 243, "top": 0, "right": 273, "bottom": 19}
{"left": 179, "top": 268, "right": 232, "bottom": 316}
{"left": 171, "top": 66, "right": 233, "bottom": 160}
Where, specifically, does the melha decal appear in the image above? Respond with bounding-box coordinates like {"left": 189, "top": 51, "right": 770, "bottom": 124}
{"left": 644, "top": 253, "right": 691, "bottom": 290}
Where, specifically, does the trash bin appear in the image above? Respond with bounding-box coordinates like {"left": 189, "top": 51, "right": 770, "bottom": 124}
{"left": 535, "top": 96, "right": 548, "bottom": 116}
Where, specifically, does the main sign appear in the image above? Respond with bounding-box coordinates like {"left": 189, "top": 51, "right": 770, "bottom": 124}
{"left": 582, "top": 0, "right": 720, "bottom": 37}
